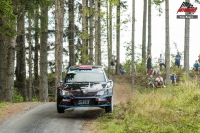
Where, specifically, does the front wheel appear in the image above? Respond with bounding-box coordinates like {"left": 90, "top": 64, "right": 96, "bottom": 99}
{"left": 57, "top": 96, "right": 65, "bottom": 113}
{"left": 105, "top": 96, "right": 113, "bottom": 113}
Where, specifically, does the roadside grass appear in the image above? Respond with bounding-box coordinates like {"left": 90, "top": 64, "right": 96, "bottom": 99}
{"left": 0, "top": 102, "right": 11, "bottom": 119}
{"left": 97, "top": 80, "right": 200, "bottom": 133}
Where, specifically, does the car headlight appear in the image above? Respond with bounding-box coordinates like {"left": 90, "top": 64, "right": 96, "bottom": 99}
{"left": 61, "top": 90, "right": 71, "bottom": 96}
{"left": 96, "top": 91, "right": 105, "bottom": 96}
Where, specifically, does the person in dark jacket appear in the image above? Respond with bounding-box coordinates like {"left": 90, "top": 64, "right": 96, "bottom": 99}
{"left": 146, "top": 54, "right": 152, "bottom": 75}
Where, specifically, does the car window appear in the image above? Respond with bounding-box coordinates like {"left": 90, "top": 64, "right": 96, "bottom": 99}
{"left": 66, "top": 72, "right": 106, "bottom": 82}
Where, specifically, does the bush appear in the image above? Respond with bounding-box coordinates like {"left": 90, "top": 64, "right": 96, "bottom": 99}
{"left": 14, "top": 88, "right": 23, "bottom": 103}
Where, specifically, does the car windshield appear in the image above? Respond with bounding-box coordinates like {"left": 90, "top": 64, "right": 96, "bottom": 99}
{"left": 65, "top": 72, "right": 106, "bottom": 82}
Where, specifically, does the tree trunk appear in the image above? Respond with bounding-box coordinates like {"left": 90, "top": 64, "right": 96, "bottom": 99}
{"left": 28, "top": 15, "right": 32, "bottom": 101}
{"left": 89, "top": 0, "right": 94, "bottom": 65}
{"left": 165, "top": 0, "right": 170, "bottom": 86}
{"left": 16, "top": 6, "right": 26, "bottom": 101}
{"left": 132, "top": 0, "right": 135, "bottom": 90}
{"left": 109, "top": 1, "right": 113, "bottom": 74}
{"left": 68, "top": 0, "right": 75, "bottom": 66}
{"left": 95, "top": 0, "right": 99, "bottom": 65}
{"left": 109, "top": 1, "right": 112, "bottom": 57}
{"left": 81, "top": 0, "right": 87, "bottom": 64}
{"left": 98, "top": 1, "right": 101, "bottom": 65}
{"left": 147, "top": 0, "right": 151, "bottom": 55}
{"left": 55, "top": 0, "right": 64, "bottom": 100}
{"left": 0, "top": 18, "right": 6, "bottom": 102}
{"left": 116, "top": 0, "right": 120, "bottom": 75}
{"left": 86, "top": 0, "right": 89, "bottom": 59}
{"left": 142, "top": 0, "right": 147, "bottom": 63}
{"left": 34, "top": 5, "right": 39, "bottom": 97}
{"left": 40, "top": 5, "right": 49, "bottom": 102}
{"left": 6, "top": 35, "right": 16, "bottom": 102}
{"left": 184, "top": 0, "right": 190, "bottom": 75}
{"left": 107, "top": 0, "right": 111, "bottom": 78}
{"left": 6, "top": 0, "right": 17, "bottom": 101}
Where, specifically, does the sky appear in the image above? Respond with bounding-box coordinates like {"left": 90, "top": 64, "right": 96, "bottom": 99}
{"left": 114, "top": 0, "right": 200, "bottom": 68}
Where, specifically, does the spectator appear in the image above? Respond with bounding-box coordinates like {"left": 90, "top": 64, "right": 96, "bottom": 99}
{"left": 193, "top": 60, "right": 200, "bottom": 74}
{"left": 110, "top": 59, "right": 115, "bottom": 74}
{"left": 152, "top": 65, "right": 161, "bottom": 75}
{"left": 198, "top": 54, "right": 200, "bottom": 63}
{"left": 119, "top": 63, "right": 126, "bottom": 74}
{"left": 155, "top": 75, "right": 164, "bottom": 88}
{"left": 146, "top": 54, "right": 152, "bottom": 75}
{"left": 175, "top": 51, "right": 181, "bottom": 69}
{"left": 171, "top": 73, "right": 177, "bottom": 85}
{"left": 158, "top": 54, "right": 166, "bottom": 71}
{"left": 147, "top": 74, "right": 155, "bottom": 88}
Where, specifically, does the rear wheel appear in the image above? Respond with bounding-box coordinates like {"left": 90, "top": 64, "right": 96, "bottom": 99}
{"left": 57, "top": 96, "right": 65, "bottom": 113}
{"left": 105, "top": 96, "right": 113, "bottom": 113}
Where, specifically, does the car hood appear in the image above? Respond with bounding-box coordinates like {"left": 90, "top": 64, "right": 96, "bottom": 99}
{"left": 65, "top": 82, "right": 106, "bottom": 92}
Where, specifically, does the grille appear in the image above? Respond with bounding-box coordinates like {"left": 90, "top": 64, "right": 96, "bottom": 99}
{"left": 71, "top": 91, "right": 97, "bottom": 97}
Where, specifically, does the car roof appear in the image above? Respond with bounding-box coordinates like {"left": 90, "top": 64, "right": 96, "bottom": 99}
{"left": 69, "top": 65, "right": 103, "bottom": 71}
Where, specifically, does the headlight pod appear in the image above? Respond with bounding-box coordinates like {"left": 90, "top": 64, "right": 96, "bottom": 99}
{"left": 61, "top": 90, "right": 71, "bottom": 97}
{"left": 96, "top": 90, "right": 105, "bottom": 96}
{"left": 106, "top": 80, "right": 113, "bottom": 88}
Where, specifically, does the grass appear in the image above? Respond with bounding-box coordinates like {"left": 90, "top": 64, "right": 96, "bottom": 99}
{"left": 0, "top": 102, "right": 11, "bottom": 119}
{"left": 96, "top": 80, "right": 200, "bottom": 133}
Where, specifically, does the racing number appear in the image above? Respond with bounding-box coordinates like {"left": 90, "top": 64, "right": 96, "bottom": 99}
{"left": 78, "top": 100, "right": 90, "bottom": 105}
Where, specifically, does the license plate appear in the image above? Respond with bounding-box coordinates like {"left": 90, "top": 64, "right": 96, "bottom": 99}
{"left": 78, "top": 100, "right": 90, "bottom": 105}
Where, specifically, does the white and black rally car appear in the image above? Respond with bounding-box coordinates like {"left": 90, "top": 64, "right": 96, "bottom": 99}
{"left": 56, "top": 65, "right": 114, "bottom": 113}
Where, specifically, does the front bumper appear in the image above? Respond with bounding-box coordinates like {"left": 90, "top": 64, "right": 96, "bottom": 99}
{"left": 58, "top": 97, "right": 111, "bottom": 109}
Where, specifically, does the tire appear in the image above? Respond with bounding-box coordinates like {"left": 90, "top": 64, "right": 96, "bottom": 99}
{"left": 105, "top": 96, "right": 113, "bottom": 113}
{"left": 57, "top": 96, "right": 65, "bottom": 113}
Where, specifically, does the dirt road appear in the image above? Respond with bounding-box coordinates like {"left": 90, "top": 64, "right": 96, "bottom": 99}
{"left": 0, "top": 102, "right": 104, "bottom": 133}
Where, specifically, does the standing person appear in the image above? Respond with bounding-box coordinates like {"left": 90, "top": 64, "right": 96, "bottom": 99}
{"left": 158, "top": 54, "right": 166, "bottom": 71}
{"left": 175, "top": 51, "right": 181, "bottom": 69}
{"left": 198, "top": 54, "right": 200, "bottom": 63}
{"left": 146, "top": 54, "right": 152, "bottom": 75}
{"left": 110, "top": 59, "right": 115, "bottom": 75}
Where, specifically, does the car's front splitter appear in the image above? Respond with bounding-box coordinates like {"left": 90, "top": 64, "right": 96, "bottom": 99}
{"left": 58, "top": 96, "right": 111, "bottom": 109}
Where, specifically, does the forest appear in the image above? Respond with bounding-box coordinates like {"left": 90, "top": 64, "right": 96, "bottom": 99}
{"left": 0, "top": 0, "right": 197, "bottom": 103}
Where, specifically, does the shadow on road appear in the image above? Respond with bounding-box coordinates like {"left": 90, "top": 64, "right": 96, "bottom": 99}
{"left": 57, "top": 107, "right": 105, "bottom": 120}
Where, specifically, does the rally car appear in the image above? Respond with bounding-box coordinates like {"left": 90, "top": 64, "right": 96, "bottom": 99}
{"left": 56, "top": 65, "right": 114, "bottom": 113}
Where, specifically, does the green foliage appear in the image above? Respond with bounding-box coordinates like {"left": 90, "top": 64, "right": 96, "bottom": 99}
{"left": 0, "top": 102, "right": 10, "bottom": 108}
{"left": 14, "top": 88, "right": 23, "bottom": 103}
{"left": 96, "top": 80, "right": 200, "bottom": 132}
{"left": 0, "top": 102, "right": 11, "bottom": 118}
{"left": 123, "top": 59, "right": 146, "bottom": 75}
{"left": 0, "top": 0, "right": 17, "bottom": 36}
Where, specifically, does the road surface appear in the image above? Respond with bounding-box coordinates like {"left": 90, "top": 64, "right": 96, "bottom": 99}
{"left": 0, "top": 102, "right": 102, "bottom": 133}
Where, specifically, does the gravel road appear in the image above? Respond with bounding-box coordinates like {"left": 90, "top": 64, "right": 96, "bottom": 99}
{"left": 0, "top": 102, "right": 97, "bottom": 133}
